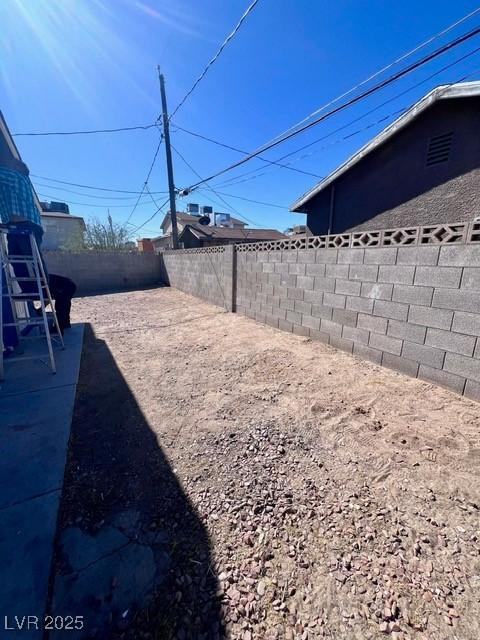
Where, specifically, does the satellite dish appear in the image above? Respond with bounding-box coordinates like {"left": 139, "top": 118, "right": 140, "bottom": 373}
{"left": 198, "top": 215, "right": 211, "bottom": 226}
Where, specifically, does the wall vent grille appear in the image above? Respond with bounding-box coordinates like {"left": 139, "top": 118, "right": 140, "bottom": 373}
{"left": 426, "top": 132, "right": 453, "bottom": 166}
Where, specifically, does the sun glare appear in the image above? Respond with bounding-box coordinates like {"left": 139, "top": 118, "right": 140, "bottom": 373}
{"left": 1, "top": 0, "right": 158, "bottom": 112}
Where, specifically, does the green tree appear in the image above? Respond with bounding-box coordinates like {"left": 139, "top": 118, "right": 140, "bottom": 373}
{"left": 60, "top": 225, "right": 87, "bottom": 252}
{"left": 84, "top": 214, "right": 131, "bottom": 251}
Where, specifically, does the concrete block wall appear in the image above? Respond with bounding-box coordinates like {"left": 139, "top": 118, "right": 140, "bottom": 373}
{"left": 44, "top": 250, "right": 162, "bottom": 295}
{"left": 236, "top": 244, "right": 480, "bottom": 401}
{"left": 161, "top": 246, "right": 234, "bottom": 311}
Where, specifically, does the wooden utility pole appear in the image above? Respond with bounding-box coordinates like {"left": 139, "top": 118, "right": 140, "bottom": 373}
{"left": 158, "top": 66, "right": 179, "bottom": 249}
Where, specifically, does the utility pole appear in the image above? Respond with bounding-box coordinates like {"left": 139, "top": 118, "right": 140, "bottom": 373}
{"left": 158, "top": 66, "right": 179, "bottom": 249}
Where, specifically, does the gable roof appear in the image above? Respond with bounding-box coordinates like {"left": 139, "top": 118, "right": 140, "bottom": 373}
{"left": 180, "top": 224, "right": 286, "bottom": 242}
{"left": 291, "top": 81, "right": 480, "bottom": 213}
{"left": 160, "top": 211, "right": 247, "bottom": 232}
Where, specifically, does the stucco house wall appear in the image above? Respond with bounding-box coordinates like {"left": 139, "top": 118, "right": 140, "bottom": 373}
{"left": 304, "top": 98, "right": 480, "bottom": 235}
{"left": 41, "top": 214, "right": 85, "bottom": 250}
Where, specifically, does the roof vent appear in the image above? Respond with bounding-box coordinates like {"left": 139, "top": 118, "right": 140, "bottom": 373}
{"left": 426, "top": 132, "right": 453, "bottom": 167}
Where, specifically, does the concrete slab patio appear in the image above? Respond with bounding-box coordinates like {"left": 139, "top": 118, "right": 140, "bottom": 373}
{"left": 0, "top": 324, "right": 84, "bottom": 639}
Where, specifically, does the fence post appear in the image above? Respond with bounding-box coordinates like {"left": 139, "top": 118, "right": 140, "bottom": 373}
{"left": 224, "top": 244, "right": 237, "bottom": 312}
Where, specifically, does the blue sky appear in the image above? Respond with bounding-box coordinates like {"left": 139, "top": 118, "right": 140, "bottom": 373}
{"left": 1, "top": 0, "right": 480, "bottom": 235}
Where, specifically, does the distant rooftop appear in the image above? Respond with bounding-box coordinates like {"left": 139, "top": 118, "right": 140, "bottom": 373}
{"left": 183, "top": 224, "right": 286, "bottom": 241}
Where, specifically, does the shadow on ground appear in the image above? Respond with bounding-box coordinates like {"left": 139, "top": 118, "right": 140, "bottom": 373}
{"left": 48, "top": 324, "right": 223, "bottom": 640}
{"left": 74, "top": 284, "right": 166, "bottom": 298}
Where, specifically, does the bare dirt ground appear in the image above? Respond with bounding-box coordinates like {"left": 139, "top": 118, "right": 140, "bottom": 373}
{"left": 63, "top": 287, "right": 480, "bottom": 640}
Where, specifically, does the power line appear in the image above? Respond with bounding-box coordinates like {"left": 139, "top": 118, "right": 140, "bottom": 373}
{"left": 206, "top": 43, "right": 480, "bottom": 192}
{"left": 206, "top": 191, "right": 288, "bottom": 210}
{"left": 137, "top": 227, "right": 161, "bottom": 235}
{"left": 128, "top": 196, "right": 170, "bottom": 235}
{"left": 144, "top": 184, "right": 166, "bottom": 211}
{"left": 173, "top": 143, "right": 266, "bottom": 229}
{"left": 172, "top": 124, "right": 251, "bottom": 153}
{"left": 123, "top": 131, "right": 164, "bottom": 225}
{"left": 213, "top": 114, "right": 398, "bottom": 190}
{"left": 28, "top": 40, "right": 480, "bottom": 202}
{"left": 36, "top": 193, "right": 157, "bottom": 208}
{"left": 213, "top": 47, "right": 480, "bottom": 190}
{"left": 214, "top": 49, "right": 480, "bottom": 189}
{"left": 267, "top": 6, "right": 480, "bottom": 145}
{"left": 213, "top": 110, "right": 401, "bottom": 189}
{"left": 198, "top": 108, "right": 395, "bottom": 189}
{"left": 185, "top": 25, "right": 480, "bottom": 192}
{"left": 31, "top": 180, "right": 157, "bottom": 201}
{"left": 13, "top": 9, "right": 477, "bottom": 140}
{"left": 172, "top": 143, "right": 251, "bottom": 222}
{"left": 34, "top": 167, "right": 287, "bottom": 215}
{"left": 170, "top": 0, "right": 261, "bottom": 118}
{"left": 172, "top": 144, "right": 264, "bottom": 228}
{"left": 13, "top": 123, "right": 158, "bottom": 137}
{"left": 30, "top": 173, "right": 168, "bottom": 195}
{"left": 30, "top": 55, "right": 480, "bottom": 218}
{"left": 199, "top": 70, "right": 480, "bottom": 211}
{"left": 171, "top": 124, "right": 321, "bottom": 178}
{"left": 210, "top": 113, "right": 390, "bottom": 189}
{"left": 126, "top": 186, "right": 170, "bottom": 237}
{"left": 199, "top": 29, "right": 480, "bottom": 189}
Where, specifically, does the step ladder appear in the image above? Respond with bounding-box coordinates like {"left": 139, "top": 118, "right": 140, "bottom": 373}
{"left": 0, "top": 227, "right": 64, "bottom": 381}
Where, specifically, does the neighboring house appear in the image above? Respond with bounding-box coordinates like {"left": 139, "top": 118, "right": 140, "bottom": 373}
{"left": 137, "top": 238, "right": 154, "bottom": 253}
{"left": 40, "top": 201, "right": 86, "bottom": 250}
{"left": 291, "top": 82, "right": 480, "bottom": 235}
{"left": 153, "top": 210, "right": 249, "bottom": 252}
{"left": 178, "top": 223, "right": 286, "bottom": 249}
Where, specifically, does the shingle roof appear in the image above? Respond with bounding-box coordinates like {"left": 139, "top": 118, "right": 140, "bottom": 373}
{"left": 291, "top": 81, "right": 480, "bottom": 212}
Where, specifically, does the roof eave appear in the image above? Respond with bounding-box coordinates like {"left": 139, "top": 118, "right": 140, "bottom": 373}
{"left": 41, "top": 212, "right": 85, "bottom": 219}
